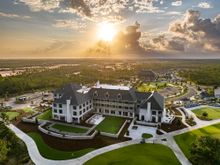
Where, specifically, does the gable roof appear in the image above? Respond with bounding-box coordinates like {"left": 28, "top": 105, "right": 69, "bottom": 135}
{"left": 89, "top": 87, "right": 137, "bottom": 102}
{"left": 54, "top": 84, "right": 90, "bottom": 105}
{"left": 140, "top": 92, "right": 164, "bottom": 110}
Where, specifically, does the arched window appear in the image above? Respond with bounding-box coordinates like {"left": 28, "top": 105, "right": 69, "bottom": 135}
{"left": 93, "top": 91, "right": 98, "bottom": 97}
{"left": 117, "top": 93, "right": 122, "bottom": 99}
{"left": 106, "top": 92, "right": 109, "bottom": 98}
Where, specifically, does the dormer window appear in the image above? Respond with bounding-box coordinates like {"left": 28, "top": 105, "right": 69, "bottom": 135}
{"left": 117, "top": 93, "right": 122, "bottom": 99}
{"left": 93, "top": 91, "right": 98, "bottom": 97}
{"left": 105, "top": 92, "right": 109, "bottom": 99}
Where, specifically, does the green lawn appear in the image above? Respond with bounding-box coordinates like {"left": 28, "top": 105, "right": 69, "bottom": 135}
{"left": 51, "top": 124, "right": 88, "bottom": 133}
{"left": 137, "top": 82, "right": 167, "bottom": 92}
{"left": 37, "top": 109, "right": 52, "bottom": 120}
{"left": 192, "top": 107, "right": 220, "bottom": 120}
{"left": 84, "top": 143, "right": 180, "bottom": 165}
{"left": 174, "top": 123, "right": 220, "bottom": 159}
{"left": 142, "top": 133, "right": 153, "bottom": 139}
{"left": 96, "top": 116, "right": 125, "bottom": 134}
{"left": 28, "top": 132, "right": 95, "bottom": 160}
{"left": 22, "top": 107, "right": 33, "bottom": 113}
{"left": 3, "top": 111, "right": 20, "bottom": 121}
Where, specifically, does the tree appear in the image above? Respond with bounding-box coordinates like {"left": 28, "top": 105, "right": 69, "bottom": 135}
{"left": 202, "top": 112, "right": 208, "bottom": 118}
{"left": 0, "top": 113, "right": 9, "bottom": 124}
{"left": 0, "top": 139, "right": 10, "bottom": 161}
{"left": 190, "top": 136, "right": 220, "bottom": 165}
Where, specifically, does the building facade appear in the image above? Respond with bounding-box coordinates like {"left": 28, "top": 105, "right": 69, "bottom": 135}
{"left": 52, "top": 83, "right": 165, "bottom": 123}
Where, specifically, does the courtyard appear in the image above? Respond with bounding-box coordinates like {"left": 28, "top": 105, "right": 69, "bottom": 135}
{"left": 96, "top": 116, "right": 126, "bottom": 134}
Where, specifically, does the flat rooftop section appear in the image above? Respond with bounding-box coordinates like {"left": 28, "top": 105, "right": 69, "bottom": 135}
{"left": 77, "top": 86, "right": 91, "bottom": 94}
{"left": 94, "top": 84, "right": 130, "bottom": 90}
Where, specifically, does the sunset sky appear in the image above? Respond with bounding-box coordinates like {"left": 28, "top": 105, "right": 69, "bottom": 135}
{"left": 0, "top": 0, "right": 220, "bottom": 59}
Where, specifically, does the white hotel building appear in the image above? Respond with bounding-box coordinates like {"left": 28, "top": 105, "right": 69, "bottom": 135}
{"left": 52, "top": 83, "right": 165, "bottom": 124}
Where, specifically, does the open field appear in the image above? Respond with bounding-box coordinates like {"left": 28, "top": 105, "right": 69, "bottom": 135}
{"left": 192, "top": 107, "right": 220, "bottom": 120}
{"left": 84, "top": 143, "right": 180, "bottom": 165}
{"left": 51, "top": 124, "right": 88, "bottom": 133}
{"left": 174, "top": 123, "right": 220, "bottom": 159}
{"left": 96, "top": 116, "right": 125, "bottom": 134}
{"left": 3, "top": 111, "right": 20, "bottom": 121}
{"left": 28, "top": 132, "right": 94, "bottom": 160}
{"left": 37, "top": 109, "right": 52, "bottom": 120}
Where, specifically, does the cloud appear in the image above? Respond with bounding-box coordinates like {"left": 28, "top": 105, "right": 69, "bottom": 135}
{"left": 171, "top": 1, "right": 182, "bottom": 6}
{"left": 0, "top": 11, "right": 31, "bottom": 19}
{"left": 134, "top": 0, "right": 164, "bottom": 13}
{"left": 16, "top": 0, "right": 165, "bottom": 22}
{"left": 198, "top": 2, "right": 213, "bottom": 9}
{"left": 17, "top": 0, "right": 59, "bottom": 12}
{"left": 169, "top": 10, "right": 220, "bottom": 52}
{"left": 86, "top": 21, "right": 146, "bottom": 56}
{"left": 53, "top": 19, "right": 86, "bottom": 31}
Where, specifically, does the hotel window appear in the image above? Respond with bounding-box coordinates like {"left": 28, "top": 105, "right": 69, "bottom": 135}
{"left": 73, "top": 106, "right": 76, "bottom": 110}
{"left": 83, "top": 103, "right": 85, "bottom": 107}
{"left": 117, "top": 94, "right": 122, "bottom": 99}
{"left": 79, "top": 105, "right": 82, "bottom": 109}
{"left": 86, "top": 101, "right": 89, "bottom": 105}
{"left": 93, "top": 91, "right": 98, "bottom": 97}
{"left": 158, "top": 111, "right": 162, "bottom": 115}
{"left": 80, "top": 111, "right": 82, "bottom": 115}
{"left": 73, "top": 111, "right": 77, "bottom": 116}
{"left": 105, "top": 109, "right": 109, "bottom": 113}
{"left": 119, "top": 111, "right": 122, "bottom": 115}
{"left": 111, "top": 110, "right": 115, "bottom": 114}
{"left": 53, "top": 103, "right": 57, "bottom": 107}
{"left": 83, "top": 109, "right": 85, "bottom": 113}
{"left": 123, "top": 112, "right": 128, "bottom": 116}
{"left": 59, "top": 110, "right": 63, "bottom": 114}
{"left": 105, "top": 92, "right": 109, "bottom": 99}
{"left": 59, "top": 104, "right": 62, "bottom": 108}
{"left": 54, "top": 109, "right": 57, "bottom": 113}
{"left": 152, "top": 111, "right": 156, "bottom": 115}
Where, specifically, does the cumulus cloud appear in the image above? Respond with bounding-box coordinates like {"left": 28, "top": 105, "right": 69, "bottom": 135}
{"left": 198, "top": 2, "right": 213, "bottom": 9}
{"left": 169, "top": 10, "right": 220, "bottom": 52}
{"left": 171, "top": 1, "right": 182, "bottom": 6}
{"left": 0, "top": 11, "right": 31, "bottom": 19}
{"left": 86, "top": 21, "right": 146, "bottom": 56}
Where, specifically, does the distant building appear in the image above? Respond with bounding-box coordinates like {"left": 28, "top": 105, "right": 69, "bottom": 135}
{"left": 52, "top": 82, "right": 165, "bottom": 124}
{"left": 215, "top": 87, "right": 220, "bottom": 98}
{"left": 138, "top": 70, "right": 157, "bottom": 82}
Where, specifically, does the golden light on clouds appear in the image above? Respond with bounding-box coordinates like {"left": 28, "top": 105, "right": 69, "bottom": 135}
{"left": 97, "top": 22, "right": 117, "bottom": 41}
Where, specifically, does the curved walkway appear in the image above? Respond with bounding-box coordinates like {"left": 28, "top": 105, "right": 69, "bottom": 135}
{"left": 8, "top": 116, "right": 220, "bottom": 165}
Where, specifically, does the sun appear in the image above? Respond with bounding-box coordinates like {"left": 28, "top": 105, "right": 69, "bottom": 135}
{"left": 98, "top": 22, "right": 117, "bottom": 41}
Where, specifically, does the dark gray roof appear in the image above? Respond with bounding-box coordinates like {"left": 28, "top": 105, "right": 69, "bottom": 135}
{"left": 140, "top": 92, "right": 164, "bottom": 110}
{"left": 89, "top": 87, "right": 137, "bottom": 102}
{"left": 54, "top": 84, "right": 90, "bottom": 105}
{"left": 53, "top": 84, "right": 164, "bottom": 109}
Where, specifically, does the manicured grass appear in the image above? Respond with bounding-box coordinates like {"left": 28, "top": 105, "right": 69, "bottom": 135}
{"left": 192, "top": 107, "right": 220, "bottom": 120}
{"left": 174, "top": 123, "right": 220, "bottom": 159}
{"left": 22, "top": 107, "right": 33, "bottom": 113}
{"left": 37, "top": 109, "right": 52, "bottom": 120}
{"left": 137, "top": 82, "right": 167, "bottom": 92}
{"left": 3, "top": 111, "right": 20, "bottom": 121}
{"left": 142, "top": 133, "right": 153, "bottom": 139}
{"left": 84, "top": 143, "right": 180, "bottom": 165}
{"left": 96, "top": 116, "right": 125, "bottom": 134}
{"left": 28, "top": 132, "right": 95, "bottom": 160}
{"left": 51, "top": 124, "right": 87, "bottom": 133}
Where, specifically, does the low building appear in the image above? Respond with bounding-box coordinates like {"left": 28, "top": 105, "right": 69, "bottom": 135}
{"left": 52, "top": 82, "right": 165, "bottom": 124}
{"left": 214, "top": 87, "right": 220, "bottom": 98}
